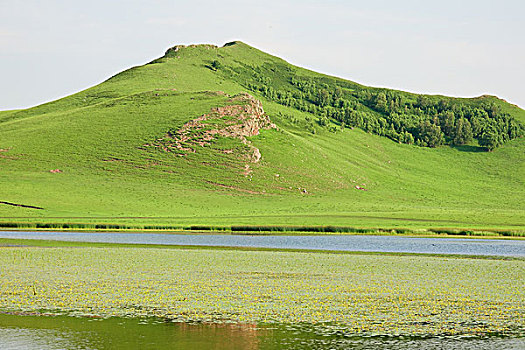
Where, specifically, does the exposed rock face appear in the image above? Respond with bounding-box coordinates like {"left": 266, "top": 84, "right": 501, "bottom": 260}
{"left": 146, "top": 93, "right": 276, "bottom": 164}
{"left": 211, "top": 93, "right": 275, "bottom": 141}
{"left": 164, "top": 44, "right": 219, "bottom": 56}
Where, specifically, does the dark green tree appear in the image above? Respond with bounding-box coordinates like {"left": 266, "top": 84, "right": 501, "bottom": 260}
{"left": 417, "top": 95, "right": 430, "bottom": 109}
{"left": 374, "top": 92, "right": 388, "bottom": 113}
{"left": 479, "top": 128, "right": 502, "bottom": 151}
{"left": 317, "top": 89, "right": 330, "bottom": 107}
{"left": 417, "top": 121, "right": 444, "bottom": 148}
{"left": 440, "top": 110, "right": 455, "bottom": 136}
{"left": 333, "top": 86, "right": 343, "bottom": 101}
{"left": 317, "top": 116, "right": 329, "bottom": 127}
{"left": 453, "top": 118, "right": 473, "bottom": 145}
{"left": 399, "top": 131, "right": 414, "bottom": 145}
{"left": 210, "top": 60, "right": 221, "bottom": 70}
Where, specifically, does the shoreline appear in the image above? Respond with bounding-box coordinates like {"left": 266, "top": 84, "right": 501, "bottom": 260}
{"left": 0, "top": 237, "right": 523, "bottom": 261}
{"left": 0, "top": 226, "right": 523, "bottom": 240}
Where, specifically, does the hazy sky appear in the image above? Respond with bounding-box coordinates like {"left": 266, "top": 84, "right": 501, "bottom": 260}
{"left": 1, "top": 0, "right": 524, "bottom": 110}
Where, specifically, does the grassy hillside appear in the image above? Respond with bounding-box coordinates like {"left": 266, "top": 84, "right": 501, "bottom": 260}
{"left": 0, "top": 42, "right": 523, "bottom": 232}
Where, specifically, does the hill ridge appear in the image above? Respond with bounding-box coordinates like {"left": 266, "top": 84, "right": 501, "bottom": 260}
{"left": 0, "top": 41, "right": 523, "bottom": 232}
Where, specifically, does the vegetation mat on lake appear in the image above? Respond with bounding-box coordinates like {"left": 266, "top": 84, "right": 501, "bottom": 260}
{"left": 0, "top": 246, "right": 523, "bottom": 337}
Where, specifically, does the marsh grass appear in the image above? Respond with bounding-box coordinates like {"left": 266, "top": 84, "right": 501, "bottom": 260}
{"left": 0, "top": 221, "right": 523, "bottom": 237}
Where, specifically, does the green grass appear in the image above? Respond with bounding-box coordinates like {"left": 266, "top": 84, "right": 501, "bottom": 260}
{"left": 0, "top": 244, "right": 523, "bottom": 336}
{"left": 0, "top": 42, "right": 523, "bottom": 231}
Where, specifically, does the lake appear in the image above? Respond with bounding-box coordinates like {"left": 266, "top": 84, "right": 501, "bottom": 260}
{"left": 2, "top": 231, "right": 523, "bottom": 349}
{"left": 0, "top": 231, "right": 524, "bottom": 257}
{"left": 1, "top": 314, "right": 523, "bottom": 350}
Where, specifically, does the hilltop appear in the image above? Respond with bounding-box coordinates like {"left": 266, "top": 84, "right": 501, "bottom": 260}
{"left": 0, "top": 41, "right": 523, "bottom": 233}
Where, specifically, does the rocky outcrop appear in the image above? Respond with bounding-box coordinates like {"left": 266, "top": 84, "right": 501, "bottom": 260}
{"left": 164, "top": 44, "right": 219, "bottom": 57}
{"left": 146, "top": 93, "right": 276, "bottom": 164}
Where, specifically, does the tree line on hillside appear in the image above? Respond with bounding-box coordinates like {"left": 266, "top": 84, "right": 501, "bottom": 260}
{"left": 224, "top": 63, "right": 524, "bottom": 151}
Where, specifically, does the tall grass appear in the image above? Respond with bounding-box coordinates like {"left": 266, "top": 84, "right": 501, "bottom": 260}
{"left": 0, "top": 221, "right": 522, "bottom": 237}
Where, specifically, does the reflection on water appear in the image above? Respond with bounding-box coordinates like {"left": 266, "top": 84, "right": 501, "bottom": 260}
{"left": 0, "top": 314, "right": 523, "bottom": 350}
{"left": 0, "top": 315, "right": 261, "bottom": 350}
{"left": 0, "top": 328, "right": 88, "bottom": 350}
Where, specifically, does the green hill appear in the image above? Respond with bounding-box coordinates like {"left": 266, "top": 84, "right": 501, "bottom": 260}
{"left": 0, "top": 42, "right": 524, "bottom": 233}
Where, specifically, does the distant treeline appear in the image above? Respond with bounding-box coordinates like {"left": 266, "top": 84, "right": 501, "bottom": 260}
{"left": 221, "top": 61, "right": 524, "bottom": 150}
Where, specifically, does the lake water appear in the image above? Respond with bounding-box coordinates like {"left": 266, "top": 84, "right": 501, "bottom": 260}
{"left": 2, "top": 232, "right": 524, "bottom": 348}
{"left": 0, "top": 231, "right": 524, "bottom": 257}
{"left": 0, "top": 314, "right": 523, "bottom": 350}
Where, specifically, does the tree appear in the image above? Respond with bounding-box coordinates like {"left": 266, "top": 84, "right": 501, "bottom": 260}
{"left": 417, "top": 95, "right": 430, "bottom": 109}
{"left": 453, "top": 118, "right": 473, "bottom": 145}
{"left": 440, "top": 110, "right": 455, "bottom": 137}
{"left": 470, "top": 117, "right": 483, "bottom": 137}
{"left": 399, "top": 131, "right": 414, "bottom": 145}
{"left": 479, "top": 128, "right": 502, "bottom": 151}
{"left": 210, "top": 60, "right": 221, "bottom": 70}
{"left": 333, "top": 87, "right": 343, "bottom": 101}
{"left": 317, "top": 116, "right": 329, "bottom": 127}
{"left": 508, "top": 119, "right": 525, "bottom": 139}
{"left": 374, "top": 92, "right": 388, "bottom": 113}
{"left": 317, "top": 89, "right": 330, "bottom": 107}
{"left": 485, "top": 103, "right": 500, "bottom": 118}
{"left": 416, "top": 121, "right": 444, "bottom": 148}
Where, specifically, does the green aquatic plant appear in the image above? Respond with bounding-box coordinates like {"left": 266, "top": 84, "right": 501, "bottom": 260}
{"left": 0, "top": 246, "right": 523, "bottom": 337}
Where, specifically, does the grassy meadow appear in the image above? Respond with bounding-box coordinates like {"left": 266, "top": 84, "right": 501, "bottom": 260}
{"left": 0, "top": 42, "right": 524, "bottom": 233}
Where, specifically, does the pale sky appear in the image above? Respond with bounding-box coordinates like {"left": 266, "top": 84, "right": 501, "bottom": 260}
{"left": 1, "top": 0, "right": 524, "bottom": 111}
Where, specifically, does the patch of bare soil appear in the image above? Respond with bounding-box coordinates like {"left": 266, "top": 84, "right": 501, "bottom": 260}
{"left": 145, "top": 93, "right": 276, "bottom": 167}
{"left": 102, "top": 157, "right": 124, "bottom": 162}
{"left": 205, "top": 181, "right": 268, "bottom": 195}
{"left": 242, "top": 164, "right": 253, "bottom": 176}
{"left": 0, "top": 148, "right": 19, "bottom": 160}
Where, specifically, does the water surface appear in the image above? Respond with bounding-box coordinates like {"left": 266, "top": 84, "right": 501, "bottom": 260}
{"left": 1, "top": 314, "right": 523, "bottom": 350}
{"left": 0, "top": 231, "right": 524, "bottom": 257}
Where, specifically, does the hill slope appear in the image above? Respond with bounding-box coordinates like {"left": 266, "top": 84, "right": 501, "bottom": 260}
{"left": 0, "top": 42, "right": 523, "bottom": 232}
